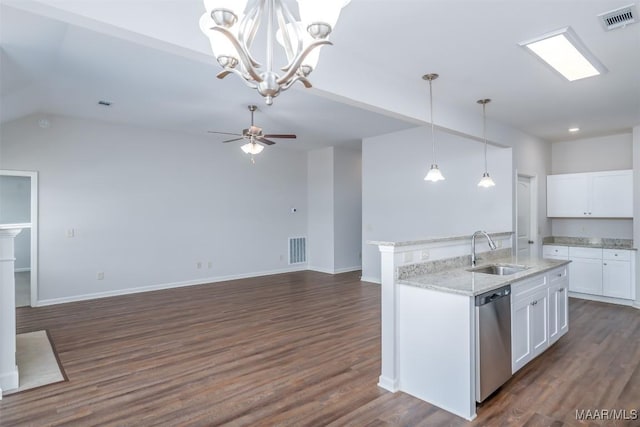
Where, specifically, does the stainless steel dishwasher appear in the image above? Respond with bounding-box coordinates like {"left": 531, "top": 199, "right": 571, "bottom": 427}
{"left": 475, "top": 284, "right": 512, "bottom": 403}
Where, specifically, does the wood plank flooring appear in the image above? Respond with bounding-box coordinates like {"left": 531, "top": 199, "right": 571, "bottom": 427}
{"left": 1, "top": 270, "right": 639, "bottom": 426}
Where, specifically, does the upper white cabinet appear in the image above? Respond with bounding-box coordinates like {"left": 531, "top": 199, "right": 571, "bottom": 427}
{"left": 547, "top": 170, "right": 633, "bottom": 218}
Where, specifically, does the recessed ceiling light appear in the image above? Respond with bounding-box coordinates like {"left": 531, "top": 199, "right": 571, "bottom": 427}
{"left": 568, "top": 127, "right": 580, "bottom": 132}
{"left": 519, "top": 27, "right": 607, "bottom": 81}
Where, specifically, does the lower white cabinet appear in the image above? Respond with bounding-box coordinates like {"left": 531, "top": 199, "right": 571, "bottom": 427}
{"left": 543, "top": 245, "right": 636, "bottom": 301}
{"left": 602, "top": 250, "right": 633, "bottom": 299}
{"left": 511, "top": 266, "right": 568, "bottom": 374}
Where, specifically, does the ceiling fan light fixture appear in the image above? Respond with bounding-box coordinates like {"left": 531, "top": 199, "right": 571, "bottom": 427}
{"left": 241, "top": 141, "right": 264, "bottom": 154}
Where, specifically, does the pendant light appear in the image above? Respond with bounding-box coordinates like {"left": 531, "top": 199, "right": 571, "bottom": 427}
{"left": 423, "top": 73, "right": 444, "bottom": 182}
{"left": 477, "top": 98, "right": 496, "bottom": 188}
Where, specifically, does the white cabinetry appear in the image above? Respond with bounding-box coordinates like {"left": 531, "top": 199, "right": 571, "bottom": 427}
{"left": 548, "top": 266, "right": 568, "bottom": 346}
{"left": 547, "top": 170, "right": 633, "bottom": 218}
{"left": 602, "top": 249, "right": 633, "bottom": 299}
{"left": 511, "top": 267, "right": 567, "bottom": 374}
{"left": 543, "top": 245, "right": 636, "bottom": 302}
{"left": 569, "top": 247, "right": 603, "bottom": 296}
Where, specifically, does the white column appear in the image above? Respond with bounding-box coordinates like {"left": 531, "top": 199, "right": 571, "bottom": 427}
{"left": 634, "top": 125, "right": 640, "bottom": 309}
{"left": 0, "top": 227, "right": 22, "bottom": 396}
{"left": 378, "top": 244, "right": 399, "bottom": 391}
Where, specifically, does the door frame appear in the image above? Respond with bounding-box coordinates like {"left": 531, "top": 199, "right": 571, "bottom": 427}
{"left": 0, "top": 170, "right": 38, "bottom": 307}
{"left": 515, "top": 171, "right": 538, "bottom": 257}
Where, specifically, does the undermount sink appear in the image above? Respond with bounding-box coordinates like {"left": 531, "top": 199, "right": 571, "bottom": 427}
{"left": 468, "top": 263, "right": 530, "bottom": 276}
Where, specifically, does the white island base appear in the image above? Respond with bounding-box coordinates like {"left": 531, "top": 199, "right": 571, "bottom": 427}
{"left": 372, "top": 234, "right": 569, "bottom": 420}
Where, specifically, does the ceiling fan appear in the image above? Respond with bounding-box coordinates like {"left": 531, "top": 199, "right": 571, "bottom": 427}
{"left": 208, "top": 105, "right": 297, "bottom": 150}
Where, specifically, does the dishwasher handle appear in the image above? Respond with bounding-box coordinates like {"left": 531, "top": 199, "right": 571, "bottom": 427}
{"left": 476, "top": 285, "right": 511, "bottom": 306}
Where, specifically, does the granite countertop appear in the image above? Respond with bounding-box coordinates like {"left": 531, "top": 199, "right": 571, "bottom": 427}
{"left": 542, "top": 236, "right": 636, "bottom": 250}
{"left": 399, "top": 255, "right": 571, "bottom": 297}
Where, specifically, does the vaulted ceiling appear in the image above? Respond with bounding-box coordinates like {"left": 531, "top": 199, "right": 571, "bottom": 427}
{"left": 2, "top": 0, "right": 639, "bottom": 149}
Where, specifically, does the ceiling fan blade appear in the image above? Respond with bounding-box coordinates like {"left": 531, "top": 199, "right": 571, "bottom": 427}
{"left": 256, "top": 137, "right": 276, "bottom": 145}
{"left": 208, "top": 131, "right": 242, "bottom": 136}
{"left": 222, "top": 137, "right": 244, "bottom": 143}
{"left": 264, "top": 134, "right": 297, "bottom": 139}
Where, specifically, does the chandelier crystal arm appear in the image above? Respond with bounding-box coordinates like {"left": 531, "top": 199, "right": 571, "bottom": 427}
{"left": 276, "top": 39, "right": 332, "bottom": 85}
{"left": 281, "top": 74, "right": 312, "bottom": 90}
{"left": 238, "top": 0, "right": 263, "bottom": 68}
{"left": 212, "top": 26, "right": 264, "bottom": 82}
{"left": 216, "top": 68, "right": 259, "bottom": 89}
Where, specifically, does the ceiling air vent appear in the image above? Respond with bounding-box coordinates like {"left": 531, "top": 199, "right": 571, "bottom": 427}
{"left": 598, "top": 4, "right": 637, "bottom": 31}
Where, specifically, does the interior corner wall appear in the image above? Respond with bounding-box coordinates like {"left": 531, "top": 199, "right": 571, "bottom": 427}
{"left": 0, "top": 114, "right": 308, "bottom": 303}
{"left": 550, "top": 133, "right": 634, "bottom": 239}
{"left": 633, "top": 125, "right": 640, "bottom": 307}
{"left": 332, "top": 147, "right": 362, "bottom": 272}
{"left": 362, "top": 126, "right": 513, "bottom": 283}
{"left": 307, "top": 147, "right": 335, "bottom": 273}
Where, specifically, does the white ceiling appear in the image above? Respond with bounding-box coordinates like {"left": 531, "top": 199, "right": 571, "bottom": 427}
{"left": 1, "top": 0, "right": 639, "bottom": 149}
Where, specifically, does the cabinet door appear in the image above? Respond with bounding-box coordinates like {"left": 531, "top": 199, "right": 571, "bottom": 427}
{"left": 531, "top": 290, "right": 548, "bottom": 358}
{"left": 590, "top": 171, "right": 633, "bottom": 218}
{"left": 569, "top": 257, "right": 603, "bottom": 295}
{"left": 549, "top": 282, "right": 568, "bottom": 345}
{"left": 603, "top": 260, "right": 632, "bottom": 299}
{"left": 547, "top": 174, "right": 589, "bottom": 217}
{"left": 512, "top": 296, "right": 532, "bottom": 373}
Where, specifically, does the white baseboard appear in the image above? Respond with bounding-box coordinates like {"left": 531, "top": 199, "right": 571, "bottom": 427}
{"left": 36, "top": 265, "right": 309, "bottom": 307}
{"left": 377, "top": 375, "right": 398, "bottom": 392}
{"left": 360, "top": 276, "right": 381, "bottom": 284}
{"left": 0, "top": 368, "right": 19, "bottom": 394}
{"left": 568, "top": 291, "right": 635, "bottom": 307}
{"left": 14, "top": 268, "right": 30, "bottom": 273}
{"left": 308, "top": 265, "right": 362, "bottom": 275}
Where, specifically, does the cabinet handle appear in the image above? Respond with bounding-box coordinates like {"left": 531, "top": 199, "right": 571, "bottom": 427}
{"left": 583, "top": 212, "right": 587, "bottom": 215}
{"left": 557, "top": 273, "right": 562, "bottom": 277}
{"left": 614, "top": 254, "right": 618, "bottom": 257}
{"left": 604, "top": 263, "right": 607, "bottom": 266}
{"left": 559, "top": 288, "right": 564, "bottom": 292}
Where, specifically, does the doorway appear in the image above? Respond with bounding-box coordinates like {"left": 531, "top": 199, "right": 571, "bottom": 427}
{"left": 516, "top": 174, "right": 538, "bottom": 258}
{"left": 0, "top": 170, "right": 38, "bottom": 307}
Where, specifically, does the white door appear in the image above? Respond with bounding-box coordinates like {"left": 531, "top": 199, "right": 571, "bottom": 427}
{"left": 531, "top": 290, "right": 548, "bottom": 357}
{"left": 517, "top": 176, "right": 532, "bottom": 258}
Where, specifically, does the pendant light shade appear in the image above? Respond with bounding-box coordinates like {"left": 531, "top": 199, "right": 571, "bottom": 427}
{"left": 423, "top": 73, "right": 444, "bottom": 182}
{"left": 477, "top": 99, "right": 496, "bottom": 188}
{"left": 241, "top": 141, "right": 264, "bottom": 154}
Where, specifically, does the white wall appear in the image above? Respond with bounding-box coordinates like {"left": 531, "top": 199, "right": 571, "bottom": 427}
{"left": 0, "top": 114, "right": 308, "bottom": 303}
{"left": 550, "top": 133, "right": 633, "bottom": 239}
{"left": 362, "top": 126, "right": 513, "bottom": 282}
{"left": 551, "top": 133, "right": 633, "bottom": 173}
{"left": 333, "top": 147, "right": 362, "bottom": 272}
{"left": 0, "top": 175, "right": 31, "bottom": 270}
{"left": 307, "top": 146, "right": 362, "bottom": 273}
{"left": 633, "top": 125, "right": 640, "bottom": 307}
{"left": 307, "top": 148, "right": 335, "bottom": 272}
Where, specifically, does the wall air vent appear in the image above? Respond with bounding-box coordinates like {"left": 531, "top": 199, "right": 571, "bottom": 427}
{"left": 598, "top": 4, "right": 637, "bottom": 31}
{"left": 288, "top": 237, "right": 306, "bottom": 264}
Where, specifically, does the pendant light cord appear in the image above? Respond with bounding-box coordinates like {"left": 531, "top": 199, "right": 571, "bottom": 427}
{"left": 429, "top": 79, "right": 436, "bottom": 163}
{"left": 483, "top": 102, "right": 488, "bottom": 173}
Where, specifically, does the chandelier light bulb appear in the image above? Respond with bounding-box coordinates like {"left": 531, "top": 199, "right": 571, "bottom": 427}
{"left": 478, "top": 172, "right": 496, "bottom": 188}
{"left": 241, "top": 141, "right": 264, "bottom": 155}
{"left": 424, "top": 164, "right": 445, "bottom": 182}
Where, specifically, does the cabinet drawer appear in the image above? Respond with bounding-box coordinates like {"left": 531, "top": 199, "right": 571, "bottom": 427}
{"left": 512, "top": 273, "right": 548, "bottom": 301}
{"left": 603, "top": 249, "right": 631, "bottom": 261}
{"left": 548, "top": 266, "right": 568, "bottom": 283}
{"left": 543, "top": 245, "right": 568, "bottom": 258}
{"left": 569, "top": 247, "right": 602, "bottom": 259}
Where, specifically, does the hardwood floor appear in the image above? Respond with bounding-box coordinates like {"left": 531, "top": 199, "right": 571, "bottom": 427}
{"left": 1, "top": 271, "right": 639, "bottom": 426}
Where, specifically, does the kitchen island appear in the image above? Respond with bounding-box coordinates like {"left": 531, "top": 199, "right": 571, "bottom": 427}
{"left": 371, "top": 234, "right": 571, "bottom": 420}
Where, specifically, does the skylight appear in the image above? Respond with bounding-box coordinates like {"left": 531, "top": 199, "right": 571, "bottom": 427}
{"left": 520, "top": 27, "right": 607, "bottom": 81}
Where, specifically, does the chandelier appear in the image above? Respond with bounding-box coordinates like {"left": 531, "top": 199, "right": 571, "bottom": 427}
{"left": 200, "top": 0, "right": 351, "bottom": 105}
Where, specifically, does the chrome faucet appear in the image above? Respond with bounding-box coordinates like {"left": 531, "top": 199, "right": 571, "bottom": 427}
{"left": 471, "top": 230, "right": 497, "bottom": 266}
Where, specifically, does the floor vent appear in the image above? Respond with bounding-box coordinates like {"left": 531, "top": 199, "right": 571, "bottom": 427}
{"left": 599, "top": 4, "right": 637, "bottom": 31}
{"left": 289, "top": 237, "right": 306, "bottom": 264}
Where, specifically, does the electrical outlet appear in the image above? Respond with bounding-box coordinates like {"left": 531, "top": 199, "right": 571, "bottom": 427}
{"left": 207, "top": 261, "right": 212, "bottom": 269}
{"left": 97, "top": 272, "right": 104, "bottom": 280}
{"left": 196, "top": 262, "right": 202, "bottom": 269}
